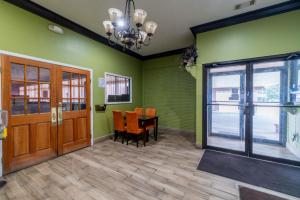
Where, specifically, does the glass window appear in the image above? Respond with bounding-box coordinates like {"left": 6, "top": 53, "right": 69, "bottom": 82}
{"left": 26, "top": 66, "right": 38, "bottom": 81}
{"left": 40, "top": 99, "right": 50, "bottom": 113}
{"left": 40, "top": 68, "right": 50, "bottom": 82}
{"left": 11, "top": 98, "right": 25, "bottom": 115}
{"left": 71, "top": 73, "right": 79, "bottom": 85}
{"left": 11, "top": 63, "right": 24, "bottom": 80}
{"left": 10, "top": 64, "right": 51, "bottom": 115}
{"left": 105, "top": 73, "right": 132, "bottom": 104}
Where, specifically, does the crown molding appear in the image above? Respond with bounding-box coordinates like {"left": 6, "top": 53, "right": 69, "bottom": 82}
{"left": 4, "top": 0, "right": 300, "bottom": 61}
{"left": 4, "top": 0, "right": 143, "bottom": 60}
{"left": 190, "top": 0, "right": 300, "bottom": 35}
{"left": 142, "top": 48, "right": 185, "bottom": 60}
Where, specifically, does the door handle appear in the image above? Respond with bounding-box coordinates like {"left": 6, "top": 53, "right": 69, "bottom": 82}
{"left": 51, "top": 107, "right": 57, "bottom": 125}
{"left": 58, "top": 102, "right": 63, "bottom": 125}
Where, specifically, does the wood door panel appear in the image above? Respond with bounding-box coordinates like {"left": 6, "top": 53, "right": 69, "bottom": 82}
{"left": 2, "top": 55, "right": 58, "bottom": 174}
{"left": 63, "top": 119, "right": 74, "bottom": 144}
{"left": 57, "top": 66, "right": 91, "bottom": 155}
{"left": 2, "top": 55, "right": 91, "bottom": 173}
{"left": 12, "top": 125, "right": 30, "bottom": 157}
{"left": 36, "top": 122, "right": 51, "bottom": 151}
{"left": 77, "top": 117, "right": 87, "bottom": 140}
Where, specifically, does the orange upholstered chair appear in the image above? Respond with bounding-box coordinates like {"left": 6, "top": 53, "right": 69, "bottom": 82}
{"left": 125, "top": 111, "right": 146, "bottom": 147}
{"left": 112, "top": 110, "right": 126, "bottom": 143}
{"left": 134, "top": 107, "right": 144, "bottom": 116}
{"left": 145, "top": 108, "right": 156, "bottom": 130}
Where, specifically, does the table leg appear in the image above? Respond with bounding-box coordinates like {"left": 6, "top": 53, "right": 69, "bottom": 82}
{"left": 155, "top": 117, "right": 158, "bottom": 141}
{"left": 0, "top": 179, "right": 7, "bottom": 188}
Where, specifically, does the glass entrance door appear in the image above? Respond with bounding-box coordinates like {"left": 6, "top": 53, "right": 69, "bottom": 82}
{"left": 251, "top": 60, "right": 300, "bottom": 163}
{"left": 205, "top": 57, "right": 300, "bottom": 166}
{"left": 206, "top": 65, "right": 246, "bottom": 152}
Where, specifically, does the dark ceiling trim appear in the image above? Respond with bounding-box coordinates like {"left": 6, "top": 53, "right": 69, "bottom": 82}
{"left": 190, "top": 0, "right": 300, "bottom": 35}
{"left": 4, "top": 0, "right": 143, "bottom": 60}
{"left": 142, "top": 48, "right": 185, "bottom": 60}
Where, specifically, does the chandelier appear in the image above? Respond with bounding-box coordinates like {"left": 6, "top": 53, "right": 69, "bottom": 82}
{"left": 103, "top": 0, "right": 158, "bottom": 50}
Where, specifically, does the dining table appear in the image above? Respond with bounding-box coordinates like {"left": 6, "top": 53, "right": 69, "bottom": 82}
{"left": 138, "top": 115, "right": 159, "bottom": 141}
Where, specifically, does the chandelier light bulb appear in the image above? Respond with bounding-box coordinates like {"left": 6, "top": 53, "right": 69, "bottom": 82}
{"left": 117, "top": 19, "right": 125, "bottom": 28}
{"left": 108, "top": 8, "right": 123, "bottom": 25}
{"left": 133, "top": 9, "right": 147, "bottom": 27}
{"left": 103, "top": 20, "right": 114, "bottom": 36}
{"left": 145, "top": 21, "right": 158, "bottom": 36}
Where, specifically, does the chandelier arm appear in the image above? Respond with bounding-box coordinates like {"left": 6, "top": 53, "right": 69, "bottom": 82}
{"left": 113, "top": 29, "right": 122, "bottom": 41}
{"left": 107, "top": 37, "right": 116, "bottom": 46}
{"left": 142, "top": 37, "right": 152, "bottom": 46}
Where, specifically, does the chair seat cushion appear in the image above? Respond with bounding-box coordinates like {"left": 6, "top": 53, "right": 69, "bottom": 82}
{"left": 128, "top": 128, "right": 144, "bottom": 134}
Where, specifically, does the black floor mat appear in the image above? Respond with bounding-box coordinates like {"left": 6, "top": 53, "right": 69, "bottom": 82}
{"left": 239, "top": 186, "right": 287, "bottom": 200}
{"left": 197, "top": 150, "right": 300, "bottom": 198}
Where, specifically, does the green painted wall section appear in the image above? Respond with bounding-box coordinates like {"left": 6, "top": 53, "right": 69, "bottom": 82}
{"left": 195, "top": 10, "right": 300, "bottom": 145}
{"left": 142, "top": 55, "right": 196, "bottom": 131}
{"left": 0, "top": 1, "right": 142, "bottom": 139}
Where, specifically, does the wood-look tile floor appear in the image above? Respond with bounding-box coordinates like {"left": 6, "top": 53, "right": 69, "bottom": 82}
{"left": 0, "top": 130, "right": 298, "bottom": 200}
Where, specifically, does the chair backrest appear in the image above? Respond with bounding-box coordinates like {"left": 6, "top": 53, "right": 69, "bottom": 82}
{"left": 134, "top": 107, "right": 144, "bottom": 116}
{"left": 145, "top": 108, "right": 156, "bottom": 117}
{"left": 126, "top": 112, "right": 139, "bottom": 133}
{"left": 112, "top": 111, "right": 125, "bottom": 131}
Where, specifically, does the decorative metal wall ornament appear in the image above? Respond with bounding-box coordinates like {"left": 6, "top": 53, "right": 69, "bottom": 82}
{"left": 180, "top": 45, "right": 198, "bottom": 71}
{"left": 103, "top": 0, "right": 158, "bottom": 51}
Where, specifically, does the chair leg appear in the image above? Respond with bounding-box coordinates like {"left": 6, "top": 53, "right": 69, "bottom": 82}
{"left": 143, "top": 132, "right": 146, "bottom": 147}
{"left": 136, "top": 134, "right": 139, "bottom": 148}
{"left": 114, "top": 130, "right": 118, "bottom": 141}
{"left": 122, "top": 132, "right": 125, "bottom": 144}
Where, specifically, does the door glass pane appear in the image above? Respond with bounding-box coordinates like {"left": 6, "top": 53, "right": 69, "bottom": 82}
{"left": 62, "top": 85, "right": 70, "bottom": 98}
{"left": 207, "top": 65, "right": 246, "bottom": 152}
{"left": 40, "top": 68, "right": 50, "bottom": 82}
{"left": 26, "top": 66, "right": 38, "bottom": 81}
{"left": 11, "top": 63, "right": 24, "bottom": 80}
{"left": 11, "top": 82, "right": 25, "bottom": 97}
{"left": 62, "top": 72, "right": 71, "bottom": 85}
{"left": 297, "top": 69, "right": 300, "bottom": 103}
{"left": 40, "top": 99, "right": 50, "bottom": 113}
{"left": 79, "top": 99, "right": 86, "bottom": 110}
{"left": 27, "top": 83, "right": 38, "bottom": 98}
{"left": 80, "top": 74, "right": 87, "bottom": 86}
{"left": 72, "top": 86, "right": 79, "bottom": 98}
{"left": 11, "top": 98, "right": 25, "bottom": 115}
{"left": 40, "top": 83, "right": 50, "bottom": 98}
{"left": 212, "top": 75, "right": 241, "bottom": 103}
{"left": 252, "top": 61, "right": 300, "bottom": 162}
{"left": 72, "top": 99, "right": 79, "bottom": 110}
{"left": 253, "top": 106, "right": 280, "bottom": 141}
{"left": 27, "top": 98, "right": 38, "bottom": 114}
{"left": 79, "top": 87, "right": 86, "bottom": 98}
{"left": 62, "top": 99, "right": 70, "bottom": 111}
{"left": 253, "top": 71, "right": 280, "bottom": 103}
{"left": 71, "top": 73, "right": 79, "bottom": 85}
{"left": 211, "top": 105, "right": 241, "bottom": 136}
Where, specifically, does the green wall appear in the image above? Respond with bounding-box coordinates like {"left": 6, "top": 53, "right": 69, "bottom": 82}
{"left": 0, "top": 1, "right": 142, "bottom": 139}
{"left": 142, "top": 55, "right": 196, "bottom": 131}
{"left": 194, "top": 10, "right": 300, "bottom": 145}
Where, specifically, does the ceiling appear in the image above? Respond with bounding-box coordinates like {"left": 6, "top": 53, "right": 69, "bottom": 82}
{"left": 30, "top": 0, "right": 289, "bottom": 56}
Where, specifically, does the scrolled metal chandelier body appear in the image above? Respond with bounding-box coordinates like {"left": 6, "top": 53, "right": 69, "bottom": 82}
{"left": 103, "top": 0, "right": 158, "bottom": 50}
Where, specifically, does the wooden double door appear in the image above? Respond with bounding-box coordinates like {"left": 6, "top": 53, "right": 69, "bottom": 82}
{"left": 1, "top": 55, "right": 91, "bottom": 174}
